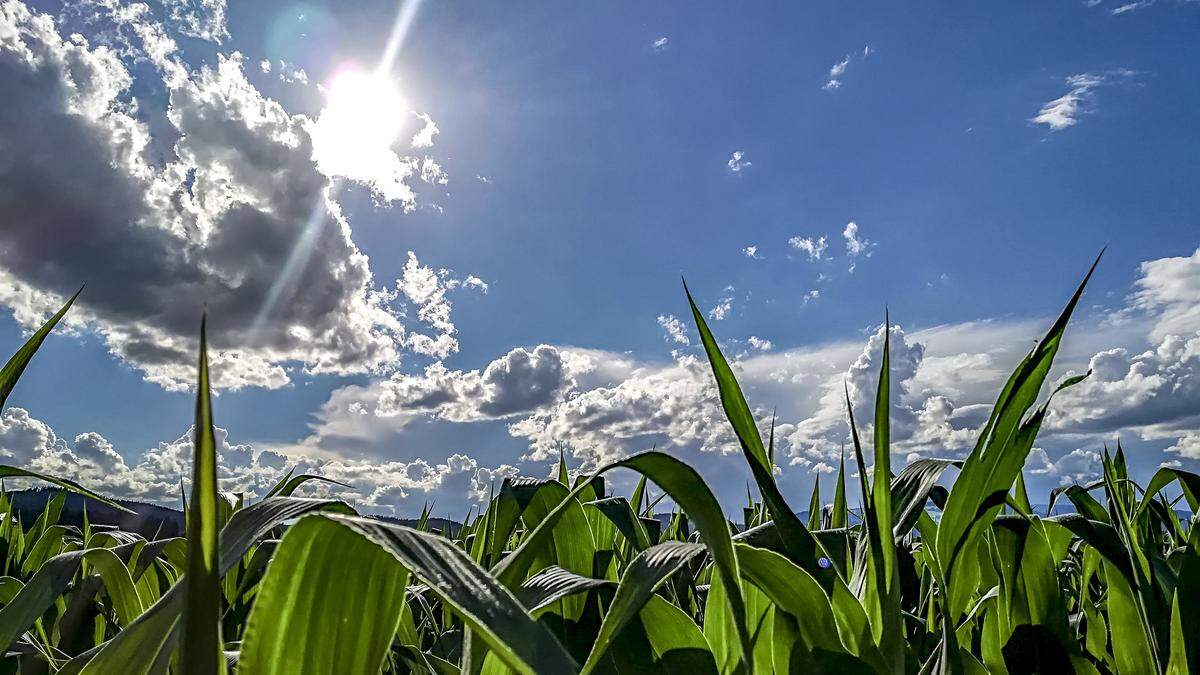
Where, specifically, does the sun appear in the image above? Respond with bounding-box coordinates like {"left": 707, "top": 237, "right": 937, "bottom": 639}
{"left": 309, "top": 64, "right": 410, "bottom": 188}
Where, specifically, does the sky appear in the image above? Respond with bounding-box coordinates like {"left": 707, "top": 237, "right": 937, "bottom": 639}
{"left": 0, "top": 0, "right": 1198, "bottom": 516}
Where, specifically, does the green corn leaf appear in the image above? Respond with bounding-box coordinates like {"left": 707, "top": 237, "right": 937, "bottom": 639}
{"left": 181, "top": 315, "right": 225, "bottom": 675}
{"left": 807, "top": 478, "right": 822, "bottom": 530}
{"left": 831, "top": 448, "right": 848, "bottom": 530}
{"left": 581, "top": 541, "right": 706, "bottom": 673}
{"left": 1166, "top": 530, "right": 1200, "bottom": 674}
{"left": 685, "top": 281, "right": 832, "bottom": 585}
{"left": 494, "top": 451, "right": 754, "bottom": 673}
{"left": 70, "top": 497, "right": 353, "bottom": 675}
{"left": 734, "top": 543, "right": 849, "bottom": 660}
{"left": 623, "top": 595, "right": 718, "bottom": 673}
{"left": 263, "top": 473, "right": 351, "bottom": 499}
{"left": 515, "top": 565, "right": 612, "bottom": 613}
{"left": 1105, "top": 559, "right": 1157, "bottom": 674}
{"left": 237, "top": 515, "right": 410, "bottom": 675}
{"left": 0, "top": 287, "right": 79, "bottom": 410}
{"left": 586, "top": 496, "right": 652, "bottom": 552}
{"left": 318, "top": 514, "right": 577, "bottom": 675}
{"left": 890, "top": 459, "right": 961, "bottom": 539}
{"left": 1139, "top": 467, "right": 1200, "bottom": 517}
{"left": 935, "top": 253, "right": 1100, "bottom": 620}
{"left": 0, "top": 541, "right": 144, "bottom": 654}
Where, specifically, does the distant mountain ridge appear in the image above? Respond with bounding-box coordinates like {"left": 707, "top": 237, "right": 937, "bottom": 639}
{"left": 3, "top": 489, "right": 465, "bottom": 540}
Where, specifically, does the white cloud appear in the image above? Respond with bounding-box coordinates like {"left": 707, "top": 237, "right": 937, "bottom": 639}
{"left": 356, "top": 345, "right": 579, "bottom": 422}
{"left": 653, "top": 36, "right": 669, "bottom": 51}
{"left": 0, "top": 406, "right": 518, "bottom": 515}
{"left": 657, "top": 314, "right": 691, "bottom": 346}
{"left": 275, "top": 60, "right": 307, "bottom": 84}
{"left": 843, "top": 221, "right": 873, "bottom": 271}
{"left": 1111, "top": 0, "right": 1155, "bottom": 14}
{"left": 802, "top": 289, "right": 820, "bottom": 306}
{"left": 748, "top": 336, "right": 773, "bottom": 351}
{"left": 823, "top": 55, "right": 850, "bottom": 90}
{"left": 708, "top": 288, "right": 735, "bottom": 321}
{"left": 788, "top": 235, "right": 827, "bottom": 261}
{"left": 822, "top": 46, "right": 870, "bottom": 91}
{"left": 266, "top": 247, "right": 1200, "bottom": 506}
{"left": 1026, "top": 447, "right": 1102, "bottom": 486}
{"left": 727, "top": 150, "right": 751, "bottom": 172}
{"left": 1167, "top": 432, "right": 1200, "bottom": 460}
{"left": 410, "top": 112, "right": 439, "bottom": 148}
{"left": 0, "top": 2, "right": 460, "bottom": 389}
{"left": 743, "top": 245, "right": 762, "bottom": 260}
{"left": 397, "top": 252, "right": 486, "bottom": 359}
{"left": 0, "top": 2, "right": 459, "bottom": 391}
{"left": 161, "top": 0, "right": 228, "bottom": 43}
{"left": 1031, "top": 70, "right": 1136, "bottom": 132}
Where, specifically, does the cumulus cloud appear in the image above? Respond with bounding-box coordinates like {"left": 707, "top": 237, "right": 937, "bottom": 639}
{"left": 657, "top": 314, "right": 690, "bottom": 346}
{"left": 1031, "top": 69, "right": 1136, "bottom": 131}
{"left": 1026, "top": 447, "right": 1101, "bottom": 486}
{"left": 363, "top": 345, "right": 579, "bottom": 422}
{"left": 748, "top": 336, "right": 773, "bottom": 352}
{"left": 509, "top": 353, "right": 738, "bottom": 467}
{"left": 789, "top": 235, "right": 827, "bottom": 261}
{"left": 1040, "top": 250, "right": 1200, "bottom": 454}
{"left": 282, "top": 248, "right": 1200, "bottom": 505}
{"left": 0, "top": 1, "right": 456, "bottom": 391}
{"left": 397, "top": 252, "right": 487, "bottom": 359}
{"left": 0, "top": 406, "right": 518, "bottom": 515}
{"left": 742, "top": 245, "right": 762, "bottom": 260}
{"left": 843, "top": 221, "right": 873, "bottom": 271}
{"left": 652, "top": 36, "right": 668, "bottom": 51}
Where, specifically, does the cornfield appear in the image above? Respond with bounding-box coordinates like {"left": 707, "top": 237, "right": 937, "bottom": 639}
{"left": 0, "top": 254, "right": 1195, "bottom": 674}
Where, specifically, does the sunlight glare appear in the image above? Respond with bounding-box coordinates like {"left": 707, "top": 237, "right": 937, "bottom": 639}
{"left": 310, "top": 65, "right": 407, "bottom": 172}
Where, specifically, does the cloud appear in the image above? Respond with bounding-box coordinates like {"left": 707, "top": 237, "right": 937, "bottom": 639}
{"left": 161, "top": 0, "right": 228, "bottom": 43}
{"left": 0, "top": 2, "right": 458, "bottom": 391}
{"left": 653, "top": 36, "right": 668, "bottom": 51}
{"left": 657, "top": 314, "right": 691, "bottom": 346}
{"left": 822, "top": 46, "right": 871, "bottom": 91}
{"left": 274, "top": 248, "right": 1200, "bottom": 507}
{"left": 789, "top": 235, "right": 828, "bottom": 261}
{"left": 1166, "top": 432, "right": 1200, "bottom": 460}
{"left": 0, "top": 406, "right": 518, "bottom": 515}
{"left": 823, "top": 56, "right": 850, "bottom": 90}
{"left": 410, "top": 112, "right": 439, "bottom": 148}
{"left": 1030, "top": 70, "right": 1136, "bottom": 131}
{"left": 364, "top": 345, "right": 579, "bottom": 422}
{"left": 708, "top": 287, "right": 735, "bottom": 321}
{"left": 802, "top": 289, "right": 820, "bottom": 306}
{"left": 1111, "top": 0, "right": 1155, "bottom": 14}
{"left": 743, "top": 245, "right": 762, "bottom": 260}
{"left": 843, "top": 221, "right": 873, "bottom": 271}
{"left": 1026, "top": 447, "right": 1102, "bottom": 486}
{"left": 727, "top": 150, "right": 751, "bottom": 172}
{"left": 273, "top": 60, "right": 308, "bottom": 84}
{"left": 748, "top": 336, "right": 773, "bottom": 351}
{"left": 397, "top": 252, "right": 487, "bottom": 359}
{"left": 508, "top": 353, "right": 736, "bottom": 467}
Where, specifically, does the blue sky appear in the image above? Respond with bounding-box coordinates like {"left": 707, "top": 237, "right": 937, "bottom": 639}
{"left": 0, "top": 0, "right": 1197, "bottom": 515}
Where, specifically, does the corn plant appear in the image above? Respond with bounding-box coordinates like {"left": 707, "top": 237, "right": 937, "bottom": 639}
{"left": 0, "top": 254, "right": 1194, "bottom": 674}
